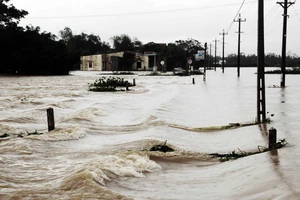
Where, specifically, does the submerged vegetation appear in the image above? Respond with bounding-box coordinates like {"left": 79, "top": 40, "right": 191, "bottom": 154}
{"left": 265, "top": 67, "right": 300, "bottom": 74}
{"left": 173, "top": 118, "right": 272, "bottom": 132}
{"left": 210, "top": 139, "right": 288, "bottom": 162}
{"left": 149, "top": 140, "right": 175, "bottom": 153}
{"left": 174, "top": 70, "right": 204, "bottom": 76}
{"left": 88, "top": 76, "right": 134, "bottom": 92}
{"left": 143, "top": 69, "right": 203, "bottom": 76}
{"left": 0, "top": 130, "right": 43, "bottom": 139}
{"left": 112, "top": 71, "right": 135, "bottom": 75}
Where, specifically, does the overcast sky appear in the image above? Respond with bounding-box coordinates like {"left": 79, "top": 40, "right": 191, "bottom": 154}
{"left": 11, "top": 0, "right": 300, "bottom": 56}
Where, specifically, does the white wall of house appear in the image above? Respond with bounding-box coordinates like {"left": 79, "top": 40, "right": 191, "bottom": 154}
{"left": 81, "top": 52, "right": 150, "bottom": 71}
{"left": 108, "top": 52, "right": 124, "bottom": 58}
{"left": 134, "top": 55, "right": 149, "bottom": 71}
{"left": 81, "top": 55, "right": 102, "bottom": 71}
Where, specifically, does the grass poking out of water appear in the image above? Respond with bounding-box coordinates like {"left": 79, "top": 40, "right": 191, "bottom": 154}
{"left": 210, "top": 139, "right": 288, "bottom": 162}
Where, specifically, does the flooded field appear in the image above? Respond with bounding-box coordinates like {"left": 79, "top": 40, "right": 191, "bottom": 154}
{"left": 0, "top": 68, "right": 299, "bottom": 200}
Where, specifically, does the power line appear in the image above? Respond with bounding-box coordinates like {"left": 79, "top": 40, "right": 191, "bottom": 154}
{"left": 291, "top": 4, "right": 300, "bottom": 23}
{"left": 26, "top": 1, "right": 266, "bottom": 20}
{"left": 265, "top": 3, "right": 279, "bottom": 20}
{"left": 243, "top": 5, "right": 282, "bottom": 38}
{"left": 265, "top": 23, "right": 282, "bottom": 35}
{"left": 225, "top": 0, "right": 246, "bottom": 33}
{"left": 265, "top": 8, "right": 283, "bottom": 26}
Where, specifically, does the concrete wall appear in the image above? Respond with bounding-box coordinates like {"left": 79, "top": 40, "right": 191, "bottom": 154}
{"left": 134, "top": 55, "right": 149, "bottom": 71}
{"left": 81, "top": 52, "right": 150, "bottom": 71}
{"left": 80, "top": 55, "right": 102, "bottom": 71}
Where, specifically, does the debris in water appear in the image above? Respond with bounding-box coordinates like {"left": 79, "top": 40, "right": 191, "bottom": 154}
{"left": 210, "top": 139, "right": 288, "bottom": 162}
{"left": 0, "top": 133, "right": 10, "bottom": 138}
{"left": 149, "top": 140, "right": 174, "bottom": 153}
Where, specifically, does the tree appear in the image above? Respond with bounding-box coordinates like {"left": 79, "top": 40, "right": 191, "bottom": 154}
{"left": 122, "top": 51, "right": 136, "bottom": 71}
{"left": 175, "top": 38, "right": 204, "bottom": 59}
{"left": 0, "top": 1, "right": 73, "bottom": 75}
{"left": 111, "top": 34, "right": 135, "bottom": 52}
{"left": 57, "top": 27, "right": 111, "bottom": 69}
{"left": 59, "top": 27, "right": 110, "bottom": 55}
{"left": 0, "top": 0, "right": 28, "bottom": 28}
{"left": 59, "top": 27, "right": 73, "bottom": 43}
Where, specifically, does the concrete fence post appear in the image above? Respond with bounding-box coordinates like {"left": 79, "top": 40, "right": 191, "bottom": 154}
{"left": 126, "top": 82, "right": 129, "bottom": 91}
{"left": 47, "top": 107, "right": 55, "bottom": 132}
{"left": 269, "top": 127, "right": 277, "bottom": 150}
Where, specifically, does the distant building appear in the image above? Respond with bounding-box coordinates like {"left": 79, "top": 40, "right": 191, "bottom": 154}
{"left": 80, "top": 52, "right": 150, "bottom": 71}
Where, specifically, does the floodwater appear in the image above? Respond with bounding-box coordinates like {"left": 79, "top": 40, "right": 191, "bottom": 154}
{"left": 0, "top": 68, "right": 299, "bottom": 200}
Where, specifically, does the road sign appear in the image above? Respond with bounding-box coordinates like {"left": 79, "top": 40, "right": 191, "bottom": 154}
{"left": 188, "top": 59, "right": 192, "bottom": 65}
{"left": 195, "top": 50, "right": 205, "bottom": 61}
{"left": 160, "top": 61, "right": 165, "bottom": 65}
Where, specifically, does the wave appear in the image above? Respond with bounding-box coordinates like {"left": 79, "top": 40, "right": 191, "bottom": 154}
{"left": 27, "top": 127, "right": 86, "bottom": 141}
{"left": 63, "top": 107, "right": 108, "bottom": 123}
{"left": 1, "top": 116, "right": 36, "bottom": 124}
{"left": 0, "top": 123, "right": 16, "bottom": 132}
{"left": 62, "top": 153, "right": 161, "bottom": 188}
{"left": 104, "top": 139, "right": 216, "bottom": 162}
{"left": 0, "top": 139, "right": 34, "bottom": 155}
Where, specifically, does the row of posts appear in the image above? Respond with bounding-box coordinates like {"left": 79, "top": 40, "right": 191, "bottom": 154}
{"left": 46, "top": 77, "right": 278, "bottom": 151}
{"left": 47, "top": 106, "right": 278, "bottom": 150}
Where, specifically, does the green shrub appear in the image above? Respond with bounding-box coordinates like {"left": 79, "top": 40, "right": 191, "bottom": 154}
{"left": 88, "top": 76, "right": 133, "bottom": 92}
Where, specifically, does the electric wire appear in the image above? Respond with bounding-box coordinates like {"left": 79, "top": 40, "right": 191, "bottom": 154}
{"left": 264, "top": 3, "right": 278, "bottom": 20}
{"left": 264, "top": 7, "right": 283, "bottom": 34}
{"left": 212, "top": 0, "right": 247, "bottom": 55}
{"left": 244, "top": 3, "right": 282, "bottom": 37}
{"left": 291, "top": 4, "right": 300, "bottom": 24}
{"left": 225, "top": 0, "right": 246, "bottom": 33}
{"left": 27, "top": 0, "right": 262, "bottom": 20}
{"left": 265, "top": 22, "right": 282, "bottom": 36}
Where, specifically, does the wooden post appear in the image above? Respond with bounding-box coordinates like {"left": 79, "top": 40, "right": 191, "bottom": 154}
{"left": 47, "top": 107, "right": 55, "bottom": 132}
{"left": 269, "top": 127, "right": 277, "bottom": 150}
{"left": 192, "top": 78, "right": 195, "bottom": 85}
{"left": 133, "top": 78, "right": 136, "bottom": 86}
{"left": 126, "top": 82, "right": 129, "bottom": 91}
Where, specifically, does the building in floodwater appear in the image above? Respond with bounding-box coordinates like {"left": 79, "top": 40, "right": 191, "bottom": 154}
{"left": 80, "top": 52, "right": 150, "bottom": 71}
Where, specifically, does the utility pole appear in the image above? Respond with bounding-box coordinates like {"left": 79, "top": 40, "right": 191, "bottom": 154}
{"left": 220, "top": 29, "right": 228, "bottom": 73}
{"left": 257, "top": 0, "right": 266, "bottom": 123}
{"left": 277, "top": 0, "right": 295, "bottom": 87}
{"left": 209, "top": 43, "right": 212, "bottom": 69}
{"left": 213, "top": 38, "right": 218, "bottom": 71}
{"left": 203, "top": 42, "right": 207, "bottom": 81}
{"left": 234, "top": 14, "right": 246, "bottom": 77}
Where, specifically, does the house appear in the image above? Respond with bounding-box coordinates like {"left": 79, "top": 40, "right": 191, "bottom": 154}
{"left": 80, "top": 52, "right": 150, "bottom": 71}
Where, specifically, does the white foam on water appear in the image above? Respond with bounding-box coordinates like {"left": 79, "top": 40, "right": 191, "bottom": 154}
{"left": 62, "top": 153, "right": 162, "bottom": 189}
{"left": 29, "top": 127, "right": 86, "bottom": 141}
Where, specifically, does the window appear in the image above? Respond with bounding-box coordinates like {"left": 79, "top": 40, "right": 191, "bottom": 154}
{"left": 137, "top": 62, "right": 142, "bottom": 68}
{"left": 88, "top": 61, "right": 93, "bottom": 68}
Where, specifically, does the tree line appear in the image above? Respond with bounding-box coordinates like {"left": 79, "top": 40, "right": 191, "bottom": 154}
{"left": 225, "top": 53, "right": 300, "bottom": 67}
{"left": 0, "top": 0, "right": 207, "bottom": 74}
{"left": 1, "top": 0, "right": 299, "bottom": 75}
